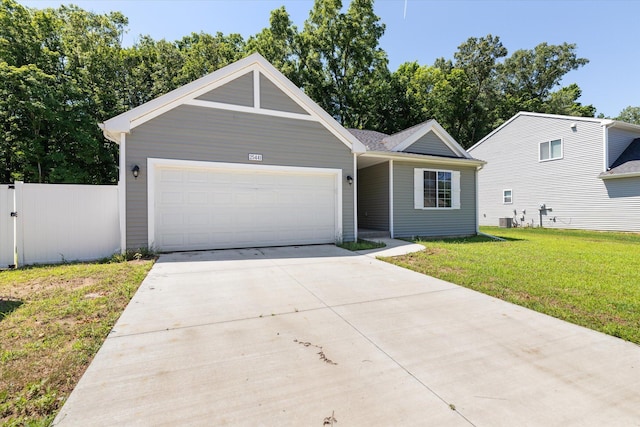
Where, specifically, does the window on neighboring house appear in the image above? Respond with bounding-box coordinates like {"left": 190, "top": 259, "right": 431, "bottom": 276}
{"left": 414, "top": 169, "right": 460, "bottom": 209}
{"left": 503, "top": 189, "right": 512, "bottom": 204}
{"left": 540, "top": 139, "right": 563, "bottom": 161}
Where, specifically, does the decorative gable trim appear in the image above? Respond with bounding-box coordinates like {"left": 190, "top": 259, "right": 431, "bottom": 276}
{"left": 100, "top": 53, "right": 366, "bottom": 153}
{"left": 392, "top": 120, "right": 471, "bottom": 158}
{"left": 183, "top": 99, "right": 317, "bottom": 122}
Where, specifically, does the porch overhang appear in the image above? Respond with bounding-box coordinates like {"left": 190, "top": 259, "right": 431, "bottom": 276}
{"left": 357, "top": 151, "right": 486, "bottom": 169}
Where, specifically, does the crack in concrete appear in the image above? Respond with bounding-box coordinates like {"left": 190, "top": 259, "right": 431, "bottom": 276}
{"left": 294, "top": 339, "right": 338, "bottom": 365}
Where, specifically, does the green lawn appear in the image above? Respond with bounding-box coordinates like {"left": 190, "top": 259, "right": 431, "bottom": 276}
{"left": 337, "top": 238, "right": 386, "bottom": 251}
{"left": 0, "top": 259, "right": 154, "bottom": 426}
{"left": 384, "top": 227, "right": 640, "bottom": 344}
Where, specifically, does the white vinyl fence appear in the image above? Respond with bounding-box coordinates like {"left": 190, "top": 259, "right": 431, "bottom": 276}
{"left": 0, "top": 182, "right": 120, "bottom": 267}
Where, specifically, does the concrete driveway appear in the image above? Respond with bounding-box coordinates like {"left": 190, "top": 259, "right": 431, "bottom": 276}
{"left": 54, "top": 245, "right": 640, "bottom": 426}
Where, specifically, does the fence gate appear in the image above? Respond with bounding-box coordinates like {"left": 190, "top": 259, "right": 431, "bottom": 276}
{"left": 0, "top": 184, "right": 15, "bottom": 268}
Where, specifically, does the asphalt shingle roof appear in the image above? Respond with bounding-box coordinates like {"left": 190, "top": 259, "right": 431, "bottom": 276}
{"left": 379, "top": 122, "right": 426, "bottom": 151}
{"left": 348, "top": 122, "right": 434, "bottom": 152}
{"left": 347, "top": 129, "right": 390, "bottom": 151}
{"left": 601, "top": 138, "right": 640, "bottom": 177}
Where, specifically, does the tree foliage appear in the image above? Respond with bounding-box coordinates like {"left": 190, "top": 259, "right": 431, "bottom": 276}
{"left": 297, "top": 0, "right": 387, "bottom": 128}
{"left": 0, "top": 0, "right": 598, "bottom": 183}
{"left": 0, "top": 0, "right": 124, "bottom": 183}
{"left": 616, "top": 106, "right": 640, "bottom": 125}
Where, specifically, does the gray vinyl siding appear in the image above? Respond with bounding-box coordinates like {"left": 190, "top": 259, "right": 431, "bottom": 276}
{"left": 196, "top": 72, "right": 253, "bottom": 106}
{"left": 403, "top": 131, "right": 457, "bottom": 157}
{"left": 260, "top": 74, "right": 309, "bottom": 115}
{"left": 125, "top": 104, "right": 354, "bottom": 249}
{"left": 470, "top": 114, "right": 640, "bottom": 232}
{"left": 358, "top": 163, "right": 389, "bottom": 230}
{"left": 608, "top": 127, "right": 640, "bottom": 167}
{"left": 392, "top": 161, "right": 477, "bottom": 237}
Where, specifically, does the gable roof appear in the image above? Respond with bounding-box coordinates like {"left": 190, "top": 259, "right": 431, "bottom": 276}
{"left": 600, "top": 138, "right": 640, "bottom": 179}
{"left": 100, "top": 53, "right": 366, "bottom": 153}
{"left": 469, "top": 111, "right": 640, "bottom": 152}
{"left": 348, "top": 119, "right": 473, "bottom": 159}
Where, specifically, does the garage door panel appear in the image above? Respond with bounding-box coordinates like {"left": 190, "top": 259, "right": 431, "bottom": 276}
{"left": 186, "top": 232, "right": 210, "bottom": 246}
{"left": 212, "top": 191, "right": 233, "bottom": 204}
{"left": 160, "top": 169, "right": 184, "bottom": 183}
{"left": 160, "top": 212, "right": 184, "bottom": 226}
{"left": 153, "top": 164, "right": 339, "bottom": 251}
{"left": 187, "top": 213, "right": 209, "bottom": 226}
{"left": 187, "top": 191, "right": 208, "bottom": 204}
{"left": 160, "top": 191, "right": 184, "bottom": 204}
{"left": 160, "top": 233, "right": 186, "bottom": 247}
{"left": 186, "top": 171, "right": 208, "bottom": 183}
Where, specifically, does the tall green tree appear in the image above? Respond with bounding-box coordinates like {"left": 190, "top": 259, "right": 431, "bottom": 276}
{"left": 297, "top": 0, "right": 388, "bottom": 128}
{"left": 383, "top": 35, "right": 507, "bottom": 145}
{"left": 246, "top": 6, "right": 299, "bottom": 83}
{"left": 0, "top": 0, "right": 125, "bottom": 183}
{"left": 176, "top": 31, "right": 245, "bottom": 85}
{"left": 123, "top": 36, "right": 185, "bottom": 108}
{"left": 448, "top": 34, "right": 507, "bottom": 144}
{"left": 616, "top": 106, "right": 640, "bottom": 125}
{"left": 499, "top": 42, "right": 591, "bottom": 117}
{"left": 543, "top": 83, "right": 596, "bottom": 117}
{"left": 391, "top": 37, "right": 594, "bottom": 147}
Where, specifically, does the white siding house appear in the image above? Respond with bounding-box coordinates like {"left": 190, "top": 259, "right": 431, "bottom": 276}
{"left": 468, "top": 112, "right": 640, "bottom": 232}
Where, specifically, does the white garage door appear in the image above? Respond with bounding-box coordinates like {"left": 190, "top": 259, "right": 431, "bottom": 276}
{"left": 151, "top": 161, "right": 340, "bottom": 252}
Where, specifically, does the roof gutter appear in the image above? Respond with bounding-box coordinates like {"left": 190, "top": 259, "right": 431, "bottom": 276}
{"left": 599, "top": 171, "right": 640, "bottom": 180}
{"left": 98, "top": 123, "right": 122, "bottom": 145}
{"left": 359, "top": 151, "right": 485, "bottom": 167}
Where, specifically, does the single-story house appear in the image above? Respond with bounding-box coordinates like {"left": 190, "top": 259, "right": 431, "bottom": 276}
{"left": 100, "top": 53, "right": 484, "bottom": 252}
{"left": 468, "top": 112, "right": 640, "bottom": 231}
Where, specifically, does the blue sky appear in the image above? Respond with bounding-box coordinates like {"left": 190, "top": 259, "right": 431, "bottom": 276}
{"left": 20, "top": 0, "right": 639, "bottom": 118}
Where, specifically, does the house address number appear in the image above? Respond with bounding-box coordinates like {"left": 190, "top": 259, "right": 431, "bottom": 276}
{"left": 248, "top": 153, "right": 263, "bottom": 162}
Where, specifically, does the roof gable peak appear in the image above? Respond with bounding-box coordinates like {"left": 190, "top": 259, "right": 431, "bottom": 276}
{"left": 100, "top": 53, "right": 365, "bottom": 153}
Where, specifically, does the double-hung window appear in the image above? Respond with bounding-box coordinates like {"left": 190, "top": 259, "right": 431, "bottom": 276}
{"left": 414, "top": 169, "right": 460, "bottom": 209}
{"left": 503, "top": 189, "right": 512, "bottom": 204}
{"left": 539, "top": 139, "right": 563, "bottom": 161}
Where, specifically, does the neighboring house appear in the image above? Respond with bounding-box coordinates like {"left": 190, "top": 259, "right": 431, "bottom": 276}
{"left": 468, "top": 112, "right": 640, "bottom": 232}
{"left": 100, "top": 53, "right": 484, "bottom": 252}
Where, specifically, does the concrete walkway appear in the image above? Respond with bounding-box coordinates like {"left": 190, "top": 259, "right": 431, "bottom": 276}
{"left": 356, "top": 237, "right": 426, "bottom": 258}
{"left": 54, "top": 245, "right": 640, "bottom": 426}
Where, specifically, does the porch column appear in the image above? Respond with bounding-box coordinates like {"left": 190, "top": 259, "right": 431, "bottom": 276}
{"left": 389, "top": 160, "right": 394, "bottom": 238}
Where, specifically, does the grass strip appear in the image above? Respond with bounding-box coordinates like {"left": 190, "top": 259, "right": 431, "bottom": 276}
{"left": 0, "top": 259, "right": 154, "bottom": 426}
{"left": 337, "top": 239, "right": 386, "bottom": 251}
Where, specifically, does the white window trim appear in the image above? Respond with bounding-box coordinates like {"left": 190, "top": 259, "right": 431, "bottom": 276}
{"left": 414, "top": 168, "right": 460, "bottom": 210}
{"left": 539, "top": 138, "right": 564, "bottom": 162}
{"left": 503, "top": 189, "right": 513, "bottom": 205}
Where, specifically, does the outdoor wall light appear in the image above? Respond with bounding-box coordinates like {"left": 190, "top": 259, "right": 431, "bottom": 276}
{"left": 346, "top": 175, "right": 353, "bottom": 186}
{"left": 131, "top": 164, "right": 140, "bottom": 179}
